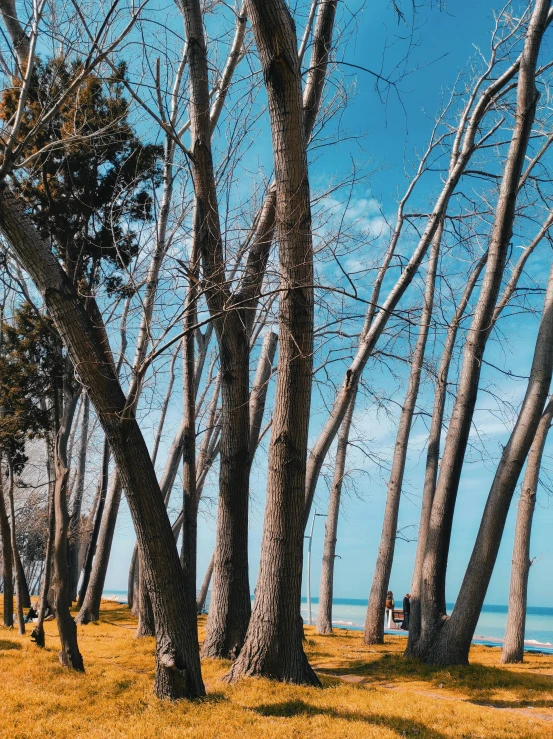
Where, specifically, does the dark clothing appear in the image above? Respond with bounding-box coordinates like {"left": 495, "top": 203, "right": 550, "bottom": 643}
{"left": 401, "top": 596, "right": 410, "bottom": 630}
{"left": 25, "top": 606, "right": 38, "bottom": 623}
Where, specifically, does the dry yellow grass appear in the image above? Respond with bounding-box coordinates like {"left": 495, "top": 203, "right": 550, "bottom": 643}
{"left": 1, "top": 598, "right": 552, "bottom": 738}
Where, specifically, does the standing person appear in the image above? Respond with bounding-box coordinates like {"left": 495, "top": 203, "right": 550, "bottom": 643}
{"left": 402, "top": 593, "right": 411, "bottom": 630}
{"left": 385, "top": 591, "right": 394, "bottom": 629}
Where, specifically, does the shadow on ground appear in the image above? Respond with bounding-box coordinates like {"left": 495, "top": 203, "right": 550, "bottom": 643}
{"left": 314, "top": 648, "right": 553, "bottom": 707}
{"left": 0, "top": 638, "right": 22, "bottom": 651}
{"left": 253, "top": 699, "right": 447, "bottom": 738}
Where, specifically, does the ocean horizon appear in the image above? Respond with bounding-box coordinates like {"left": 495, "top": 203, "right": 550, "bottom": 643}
{"left": 103, "top": 591, "right": 553, "bottom": 650}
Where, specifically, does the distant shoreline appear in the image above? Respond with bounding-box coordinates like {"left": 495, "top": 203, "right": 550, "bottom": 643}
{"left": 101, "top": 592, "right": 553, "bottom": 655}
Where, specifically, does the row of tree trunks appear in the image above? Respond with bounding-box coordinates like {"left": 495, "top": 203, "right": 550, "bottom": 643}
{"left": 416, "top": 0, "right": 551, "bottom": 664}
{"left": 427, "top": 258, "right": 553, "bottom": 665}
{"left": 0, "top": 185, "right": 205, "bottom": 699}
{"left": 501, "top": 396, "right": 553, "bottom": 663}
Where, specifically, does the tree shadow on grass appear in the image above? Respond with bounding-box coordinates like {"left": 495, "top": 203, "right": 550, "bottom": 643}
{"left": 96, "top": 603, "right": 137, "bottom": 627}
{"left": 315, "top": 652, "right": 553, "bottom": 701}
{"left": 0, "top": 639, "right": 22, "bottom": 650}
{"left": 469, "top": 698, "right": 553, "bottom": 710}
{"left": 253, "top": 699, "right": 447, "bottom": 738}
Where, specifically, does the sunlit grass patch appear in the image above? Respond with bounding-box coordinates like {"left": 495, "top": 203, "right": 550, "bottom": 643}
{"left": 0, "top": 596, "right": 552, "bottom": 738}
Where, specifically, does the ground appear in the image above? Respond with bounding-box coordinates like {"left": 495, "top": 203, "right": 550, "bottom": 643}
{"left": 1, "top": 599, "right": 552, "bottom": 738}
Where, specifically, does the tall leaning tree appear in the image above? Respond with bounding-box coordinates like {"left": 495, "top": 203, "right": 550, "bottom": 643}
{"left": 415, "top": 0, "right": 552, "bottom": 663}
{"left": 227, "top": 0, "right": 319, "bottom": 685}
{"left": 501, "top": 394, "right": 553, "bottom": 663}
{"left": 0, "top": 2, "right": 205, "bottom": 698}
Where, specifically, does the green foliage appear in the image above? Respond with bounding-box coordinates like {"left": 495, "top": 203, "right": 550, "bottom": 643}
{"left": 1, "top": 58, "right": 163, "bottom": 291}
{"left": 0, "top": 304, "right": 62, "bottom": 471}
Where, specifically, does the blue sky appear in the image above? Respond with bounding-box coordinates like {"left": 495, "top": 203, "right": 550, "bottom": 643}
{"left": 104, "top": 0, "right": 553, "bottom": 611}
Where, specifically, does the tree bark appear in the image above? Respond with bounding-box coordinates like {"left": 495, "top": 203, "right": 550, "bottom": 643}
{"left": 364, "top": 221, "right": 441, "bottom": 645}
{"left": 15, "top": 549, "right": 30, "bottom": 608}
{"left": 501, "top": 397, "right": 553, "bottom": 663}
{"left": 181, "top": 229, "right": 199, "bottom": 611}
{"left": 0, "top": 0, "right": 30, "bottom": 71}
{"left": 201, "top": 0, "right": 337, "bottom": 666}
{"left": 76, "top": 436, "right": 110, "bottom": 609}
{"left": 201, "top": 332, "right": 277, "bottom": 658}
{"left": 179, "top": 0, "right": 257, "bottom": 662}
{"left": 226, "top": 0, "right": 318, "bottom": 685}
{"left": 75, "top": 473, "right": 122, "bottom": 623}
{"left": 316, "top": 388, "right": 356, "bottom": 635}
{"left": 418, "top": 0, "right": 550, "bottom": 661}
{"left": 136, "top": 556, "right": 155, "bottom": 638}
{"left": 2, "top": 457, "right": 24, "bottom": 633}
{"left": 196, "top": 553, "right": 214, "bottom": 613}
{"left": 0, "top": 185, "right": 205, "bottom": 699}
{"left": 31, "top": 437, "right": 55, "bottom": 647}
{"left": 68, "top": 393, "right": 90, "bottom": 602}
{"left": 51, "top": 383, "right": 84, "bottom": 670}
{"left": 0, "top": 450, "right": 13, "bottom": 626}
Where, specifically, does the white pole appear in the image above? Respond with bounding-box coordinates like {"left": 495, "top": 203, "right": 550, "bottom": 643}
{"left": 307, "top": 508, "right": 316, "bottom": 626}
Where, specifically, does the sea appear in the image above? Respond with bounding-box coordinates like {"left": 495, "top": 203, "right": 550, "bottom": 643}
{"left": 103, "top": 591, "right": 553, "bottom": 654}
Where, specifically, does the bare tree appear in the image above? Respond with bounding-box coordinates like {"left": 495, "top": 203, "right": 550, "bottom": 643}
{"left": 227, "top": 0, "right": 319, "bottom": 686}
{"left": 417, "top": 0, "right": 552, "bottom": 663}
{"left": 501, "top": 396, "right": 553, "bottom": 663}
{"left": 316, "top": 388, "right": 355, "bottom": 635}
{"left": 364, "top": 219, "right": 442, "bottom": 645}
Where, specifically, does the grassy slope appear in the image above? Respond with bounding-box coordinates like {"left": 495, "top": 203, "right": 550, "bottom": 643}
{"left": 1, "top": 599, "right": 552, "bottom": 738}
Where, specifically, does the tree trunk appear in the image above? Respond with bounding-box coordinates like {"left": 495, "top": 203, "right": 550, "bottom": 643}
{"left": 406, "top": 253, "right": 488, "bottom": 656}
{"left": 77, "top": 436, "right": 109, "bottom": 609}
{"left": 31, "top": 436, "right": 56, "bottom": 647}
{"left": 15, "top": 544, "right": 30, "bottom": 608}
{"left": 180, "top": 215, "right": 200, "bottom": 613}
{"left": 200, "top": 330, "right": 251, "bottom": 659}
{"left": 75, "top": 473, "right": 122, "bottom": 623}
{"left": 0, "top": 186, "right": 205, "bottom": 699}
{"left": 226, "top": 0, "right": 318, "bottom": 686}
{"left": 501, "top": 397, "right": 553, "bottom": 663}
{"left": 197, "top": 329, "right": 275, "bottom": 624}
{"left": 180, "top": 0, "right": 257, "bottom": 662}
{"left": 419, "top": 0, "right": 549, "bottom": 660}
{"left": 136, "top": 556, "right": 155, "bottom": 637}
{"left": 364, "top": 221, "right": 441, "bottom": 645}
{"left": 51, "top": 385, "right": 84, "bottom": 671}
{"left": 426, "top": 256, "right": 553, "bottom": 665}
{"left": 68, "top": 393, "right": 90, "bottom": 602}
{"left": 197, "top": 553, "right": 214, "bottom": 613}
{"left": 316, "top": 388, "right": 356, "bottom": 635}
{"left": 0, "top": 451, "right": 13, "bottom": 626}
{"left": 249, "top": 331, "right": 278, "bottom": 453}
{"left": 2, "top": 458, "right": 24, "bottom": 633}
